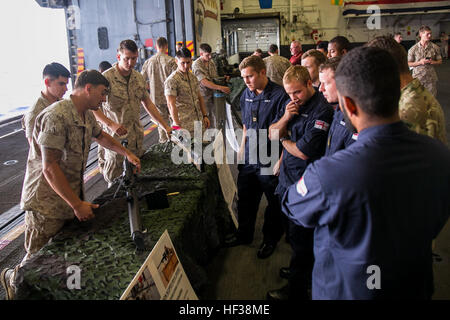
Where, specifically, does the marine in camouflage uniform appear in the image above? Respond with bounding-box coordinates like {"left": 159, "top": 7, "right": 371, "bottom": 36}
{"left": 21, "top": 99, "right": 103, "bottom": 252}
{"left": 141, "top": 50, "right": 177, "bottom": 143}
{"left": 263, "top": 54, "right": 291, "bottom": 86}
{"left": 93, "top": 40, "right": 171, "bottom": 186}
{"left": 408, "top": 39, "right": 442, "bottom": 97}
{"left": 100, "top": 64, "right": 149, "bottom": 184}
{"left": 192, "top": 43, "right": 230, "bottom": 128}
{"left": 399, "top": 78, "right": 447, "bottom": 145}
{"left": 21, "top": 93, "right": 51, "bottom": 141}
{"left": 1, "top": 70, "right": 140, "bottom": 300}
{"left": 192, "top": 57, "right": 219, "bottom": 123}
{"left": 2, "top": 98, "right": 105, "bottom": 297}
{"left": 165, "top": 69, "right": 205, "bottom": 137}
{"left": 21, "top": 62, "right": 70, "bottom": 143}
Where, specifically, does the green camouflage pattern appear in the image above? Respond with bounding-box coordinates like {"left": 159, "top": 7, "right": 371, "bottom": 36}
{"left": 14, "top": 144, "right": 233, "bottom": 299}
{"left": 399, "top": 78, "right": 447, "bottom": 145}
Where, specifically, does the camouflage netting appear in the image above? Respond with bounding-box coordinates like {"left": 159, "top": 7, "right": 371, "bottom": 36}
{"left": 14, "top": 143, "right": 234, "bottom": 300}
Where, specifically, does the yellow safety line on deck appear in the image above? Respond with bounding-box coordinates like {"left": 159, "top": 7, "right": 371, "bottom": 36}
{"left": 0, "top": 222, "right": 25, "bottom": 251}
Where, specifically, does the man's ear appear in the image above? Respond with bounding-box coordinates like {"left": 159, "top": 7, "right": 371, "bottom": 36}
{"left": 44, "top": 78, "right": 51, "bottom": 88}
{"left": 341, "top": 95, "right": 357, "bottom": 116}
{"left": 84, "top": 83, "right": 92, "bottom": 95}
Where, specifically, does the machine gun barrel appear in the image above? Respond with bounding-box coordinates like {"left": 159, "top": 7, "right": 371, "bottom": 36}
{"left": 121, "top": 139, "right": 145, "bottom": 251}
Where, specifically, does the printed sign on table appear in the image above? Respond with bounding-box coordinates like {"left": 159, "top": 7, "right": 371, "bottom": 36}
{"left": 120, "top": 230, "right": 198, "bottom": 300}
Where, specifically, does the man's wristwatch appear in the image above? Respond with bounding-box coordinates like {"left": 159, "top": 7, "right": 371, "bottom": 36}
{"left": 280, "top": 136, "right": 290, "bottom": 143}
{"left": 203, "top": 114, "right": 208, "bottom": 118}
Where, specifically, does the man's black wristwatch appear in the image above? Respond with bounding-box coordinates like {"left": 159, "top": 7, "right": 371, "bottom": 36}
{"left": 280, "top": 136, "right": 291, "bottom": 143}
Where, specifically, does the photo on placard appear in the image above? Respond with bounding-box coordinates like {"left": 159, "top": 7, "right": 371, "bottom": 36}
{"left": 154, "top": 245, "right": 179, "bottom": 288}
{"left": 125, "top": 266, "right": 160, "bottom": 300}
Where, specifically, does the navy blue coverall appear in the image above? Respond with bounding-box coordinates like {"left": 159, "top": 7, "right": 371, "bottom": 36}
{"left": 282, "top": 122, "right": 450, "bottom": 299}
{"left": 275, "top": 91, "right": 333, "bottom": 299}
{"left": 236, "top": 79, "right": 290, "bottom": 245}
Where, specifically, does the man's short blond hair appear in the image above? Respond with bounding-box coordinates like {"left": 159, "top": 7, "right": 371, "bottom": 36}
{"left": 283, "top": 65, "right": 311, "bottom": 85}
{"left": 239, "top": 55, "right": 266, "bottom": 73}
{"left": 301, "top": 49, "right": 327, "bottom": 66}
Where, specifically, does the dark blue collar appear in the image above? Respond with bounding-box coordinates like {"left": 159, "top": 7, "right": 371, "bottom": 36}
{"left": 357, "top": 121, "right": 407, "bottom": 142}
{"left": 247, "top": 79, "right": 276, "bottom": 99}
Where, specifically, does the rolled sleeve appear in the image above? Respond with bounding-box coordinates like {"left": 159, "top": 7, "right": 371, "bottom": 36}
{"left": 23, "top": 113, "right": 34, "bottom": 139}
{"left": 407, "top": 47, "right": 416, "bottom": 62}
{"left": 36, "top": 113, "right": 66, "bottom": 151}
{"left": 164, "top": 78, "right": 177, "bottom": 97}
{"left": 141, "top": 87, "right": 150, "bottom": 101}
{"left": 193, "top": 68, "right": 208, "bottom": 82}
{"left": 88, "top": 112, "right": 102, "bottom": 139}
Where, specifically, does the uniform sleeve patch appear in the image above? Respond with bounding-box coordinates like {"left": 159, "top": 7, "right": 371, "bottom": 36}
{"left": 314, "top": 120, "right": 330, "bottom": 131}
{"left": 296, "top": 177, "right": 308, "bottom": 197}
{"left": 352, "top": 133, "right": 359, "bottom": 140}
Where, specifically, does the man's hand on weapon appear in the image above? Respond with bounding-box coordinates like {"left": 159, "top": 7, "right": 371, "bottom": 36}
{"left": 203, "top": 115, "right": 211, "bottom": 129}
{"left": 125, "top": 151, "right": 141, "bottom": 174}
{"left": 165, "top": 125, "right": 173, "bottom": 140}
{"left": 110, "top": 122, "right": 128, "bottom": 136}
{"left": 219, "top": 85, "right": 231, "bottom": 95}
{"left": 73, "top": 201, "right": 98, "bottom": 222}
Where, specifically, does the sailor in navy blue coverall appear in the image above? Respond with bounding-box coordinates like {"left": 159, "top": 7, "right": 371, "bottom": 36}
{"left": 267, "top": 65, "right": 333, "bottom": 300}
{"left": 318, "top": 56, "right": 357, "bottom": 156}
{"left": 225, "top": 55, "right": 290, "bottom": 260}
{"left": 282, "top": 47, "right": 450, "bottom": 299}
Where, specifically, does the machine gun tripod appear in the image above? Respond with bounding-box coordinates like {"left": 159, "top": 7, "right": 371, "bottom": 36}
{"left": 113, "top": 139, "right": 146, "bottom": 251}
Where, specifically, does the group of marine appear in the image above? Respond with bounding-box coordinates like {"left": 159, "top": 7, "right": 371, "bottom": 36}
{"left": 1, "top": 25, "right": 449, "bottom": 300}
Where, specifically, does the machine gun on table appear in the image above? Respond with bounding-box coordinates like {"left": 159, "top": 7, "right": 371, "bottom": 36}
{"left": 113, "top": 140, "right": 171, "bottom": 251}
{"left": 113, "top": 139, "right": 146, "bottom": 251}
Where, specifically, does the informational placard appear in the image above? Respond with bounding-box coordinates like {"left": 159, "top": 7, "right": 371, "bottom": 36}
{"left": 120, "top": 230, "right": 198, "bottom": 300}
{"left": 213, "top": 130, "right": 239, "bottom": 228}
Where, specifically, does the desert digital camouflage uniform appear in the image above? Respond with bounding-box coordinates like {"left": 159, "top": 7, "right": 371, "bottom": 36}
{"left": 164, "top": 70, "right": 204, "bottom": 137}
{"left": 192, "top": 57, "right": 218, "bottom": 125}
{"left": 20, "top": 98, "right": 102, "bottom": 256}
{"left": 141, "top": 52, "right": 177, "bottom": 142}
{"left": 263, "top": 54, "right": 292, "bottom": 86}
{"left": 101, "top": 63, "right": 149, "bottom": 184}
{"left": 408, "top": 41, "right": 442, "bottom": 97}
{"left": 21, "top": 93, "right": 51, "bottom": 140}
{"left": 399, "top": 78, "right": 447, "bottom": 145}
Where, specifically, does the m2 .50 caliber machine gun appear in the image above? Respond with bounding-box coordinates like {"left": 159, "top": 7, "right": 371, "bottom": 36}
{"left": 113, "top": 140, "right": 170, "bottom": 251}
{"left": 114, "top": 139, "right": 146, "bottom": 251}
